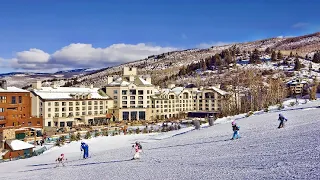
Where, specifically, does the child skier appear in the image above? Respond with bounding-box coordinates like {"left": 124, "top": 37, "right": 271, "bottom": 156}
{"left": 55, "top": 153, "right": 67, "bottom": 167}
{"left": 80, "top": 142, "right": 89, "bottom": 159}
{"left": 231, "top": 121, "right": 240, "bottom": 140}
{"left": 132, "top": 142, "right": 142, "bottom": 160}
{"left": 278, "top": 114, "right": 288, "bottom": 128}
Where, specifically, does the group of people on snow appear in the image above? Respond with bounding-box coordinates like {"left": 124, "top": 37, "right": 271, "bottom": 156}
{"left": 56, "top": 113, "right": 287, "bottom": 164}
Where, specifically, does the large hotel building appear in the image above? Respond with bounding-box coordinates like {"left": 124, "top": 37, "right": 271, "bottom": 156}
{"left": 2, "top": 67, "right": 235, "bottom": 128}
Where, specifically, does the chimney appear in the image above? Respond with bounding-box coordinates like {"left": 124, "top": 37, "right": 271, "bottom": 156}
{"left": 129, "top": 75, "right": 134, "bottom": 82}
{"left": 107, "top": 76, "right": 114, "bottom": 84}
{"left": 32, "top": 81, "right": 42, "bottom": 90}
{"left": 0, "top": 80, "right": 7, "bottom": 90}
{"left": 145, "top": 77, "right": 152, "bottom": 84}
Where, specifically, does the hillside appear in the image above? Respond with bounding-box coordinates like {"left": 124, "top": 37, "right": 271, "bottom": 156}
{"left": 0, "top": 99, "right": 319, "bottom": 179}
{"left": 72, "top": 32, "right": 320, "bottom": 88}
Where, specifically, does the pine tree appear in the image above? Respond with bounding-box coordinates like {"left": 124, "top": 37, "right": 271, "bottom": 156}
{"left": 70, "top": 134, "right": 77, "bottom": 142}
{"left": 271, "top": 51, "right": 277, "bottom": 61}
{"left": 312, "top": 52, "right": 320, "bottom": 63}
{"left": 214, "top": 54, "right": 222, "bottom": 68}
{"left": 76, "top": 132, "right": 81, "bottom": 140}
{"left": 249, "top": 49, "right": 260, "bottom": 64}
{"left": 84, "top": 131, "right": 91, "bottom": 139}
{"left": 277, "top": 51, "right": 283, "bottom": 60}
{"left": 265, "top": 47, "right": 271, "bottom": 54}
{"left": 289, "top": 51, "right": 294, "bottom": 57}
{"left": 294, "top": 57, "right": 302, "bottom": 71}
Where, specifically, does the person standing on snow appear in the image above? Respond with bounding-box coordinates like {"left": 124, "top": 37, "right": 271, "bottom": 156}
{"left": 132, "top": 142, "right": 142, "bottom": 160}
{"left": 56, "top": 153, "right": 67, "bottom": 167}
{"left": 231, "top": 121, "right": 240, "bottom": 140}
{"left": 278, "top": 114, "right": 288, "bottom": 128}
{"left": 80, "top": 142, "right": 89, "bottom": 159}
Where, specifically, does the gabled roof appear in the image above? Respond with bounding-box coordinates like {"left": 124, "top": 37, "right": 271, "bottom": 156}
{"left": 6, "top": 140, "right": 34, "bottom": 151}
{"left": 107, "top": 76, "right": 153, "bottom": 87}
{"left": 206, "top": 86, "right": 228, "bottom": 95}
{"left": 32, "top": 87, "right": 110, "bottom": 100}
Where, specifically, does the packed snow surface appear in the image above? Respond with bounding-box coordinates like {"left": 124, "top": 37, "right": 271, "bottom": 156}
{"left": 0, "top": 101, "right": 319, "bottom": 179}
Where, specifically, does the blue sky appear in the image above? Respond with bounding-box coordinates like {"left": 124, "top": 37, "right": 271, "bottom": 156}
{"left": 0, "top": 0, "right": 319, "bottom": 73}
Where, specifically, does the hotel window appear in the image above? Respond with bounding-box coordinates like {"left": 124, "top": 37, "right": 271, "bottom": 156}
{"left": 48, "top": 102, "right": 51, "bottom": 106}
{"left": 69, "top": 107, "right": 73, "bottom": 111}
{"left": 139, "top": 111, "right": 146, "bottom": 120}
{"left": 88, "top": 107, "right": 92, "bottom": 110}
{"left": 88, "top": 101, "right": 92, "bottom": 105}
{"left": 88, "top": 111, "right": 92, "bottom": 115}
{"left": 114, "top": 90, "right": 118, "bottom": 94}
{"left": 94, "top": 106, "right": 98, "bottom": 110}
{"left": 55, "top": 102, "right": 59, "bottom": 106}
{"left": 62, "top": 102, "right": 66, "bottom": 106}
{"left": 147, "top": 90, "right": 150, "bottom": 94}
{"left": 62, "top": 113, "right": 66, "bottom": 117}
{"left": 114, "top": 96, "right": 118, "bottom": 100}
{"left": 19, "top": 96, "right": 22, "bottom": 103}
{"left": 76, "top": 112, "right": 80, "bottom": 116}
{"left": 122, "top": 90, "right": 127, "bottom": 95}
{"left": 48, "top": 108, "right": 51, "bottom": 112}
{"left": 76, "top": 107, "right": 80, "bottom": 111}
{"left": 94, "top": 111, "right": 98, "bottom": 115}
{"left": 94, "top": 101, "right": 98, "bottom": 105}
{"left": 100, "top": 111, "right": 103, "bottom": 114}
{"left": 48, "top": 114, "right": 51, "bottom": 117}
{"left": 130, "top": 101, "right": 135, "bottom": 104}
{"left": 82, "top": 107, "right": 86, "bottom": 110}
{"left": 100, "top": 101, "right": 103, "bottom": 105}
{"left": 0, "top": 108, "right": 4, "bottom": 112}
{"left": 55, "top": 108, "right": 59, "bottom": 112}
{"left": 54, "top": 113, "right": 59, "bottom": 117}
{"left": 11, "top": 96, "right": 16, "bottom": 104}
{"left": 0, "top": 116, "right": 5, "bottom": 120}
{"left": 123, "top": 112, "right": 129, "bottom": 120}
{"left": 62, "top": 107, "right": 66, "bottom": 112}
{"left": 69, "top": 102, "right": 73, "bottom": 106}
{"left": 100, "top": 106, "right": 103, "bottom": 109}
{"left": 82, "top": 112, "right": 86, "bottom": 115}
{"left": 76, "top": 102, "right": 80, "bottom": 105}
{"left": 82, "top": 101, "right": 86, "bottom": 105}
{"left": 138, "top": 90, "right": 143, "bottom": 95}
{"left": 0, "top": 96, "right": 6, "bottom": 103}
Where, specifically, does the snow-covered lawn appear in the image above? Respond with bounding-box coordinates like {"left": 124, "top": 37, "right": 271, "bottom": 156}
{"left": 0, "top": 100, "right": 319, "bottom": 179}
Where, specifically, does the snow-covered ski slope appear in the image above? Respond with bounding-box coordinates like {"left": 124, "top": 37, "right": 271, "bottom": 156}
{"left": 0, "top": 101, "right": 319, "bottom": 180}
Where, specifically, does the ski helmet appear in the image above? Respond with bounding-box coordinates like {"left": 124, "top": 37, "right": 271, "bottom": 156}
{"left": 61, "top": 153, "right": 64, "bottom": 156}
{"left": 231, "top": 121, "right": 236, "bottom": 125}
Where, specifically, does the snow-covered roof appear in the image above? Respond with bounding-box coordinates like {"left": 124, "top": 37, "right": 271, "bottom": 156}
{"left": 207, "top": 86, "right": 228, "bottom": 95}
{"left": 0, "top": 87, "right": 29, "bottom": 93}
{"left": 171, "top": 87, "right": 184, "bottom": 95}
{"left": 32, "top": 87, "right": 110, "bottom": 100}
{"left": 107, "top": 76, "right": 153, "bottom": 87}
{"left": 6, "top": 140, "right": 35, "bottom": 151}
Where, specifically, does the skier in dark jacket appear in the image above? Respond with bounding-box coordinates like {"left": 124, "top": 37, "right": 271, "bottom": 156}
{"left": 231, "top": 121, "right": 240, "bottom": 140}
{"left": 278, "top": 114, "right": 288, "bottom": 128}
{"left": 80, "top": 142, "right": 89, "bottom": 159}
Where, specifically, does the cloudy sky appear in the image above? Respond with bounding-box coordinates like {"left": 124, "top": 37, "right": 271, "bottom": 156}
{"left": 0, "top": 0, "right": 319, "bottom": 73}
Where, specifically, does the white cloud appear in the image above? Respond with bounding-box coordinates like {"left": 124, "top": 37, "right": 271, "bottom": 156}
{"left": 2, "top": 43, "right": 177, "bottom": 72}
{"left": 196, "top": 41, "right": 233, "bottom": 49}
{"left": 292, "top": 22, "right": 309, "bottom": 28}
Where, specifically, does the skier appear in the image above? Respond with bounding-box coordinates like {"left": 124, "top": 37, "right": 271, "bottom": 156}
{"left": 131, "top": 142, "right": 142, "bottom": 160}
{"left": 80, "top": 142, "right": 89, "bottom": 159}
{"left": 278, "top": 113, "right": 288, "bottom": 128}
{"left": 55, "top": 153, "right": 67, "bottom": 167}
{"left": 231, "top": 121, "right": 240, "bottom": 140}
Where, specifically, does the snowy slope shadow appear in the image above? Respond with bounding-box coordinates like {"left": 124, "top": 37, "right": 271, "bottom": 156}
{"left": 147, "top": 135, "right": 232, "bottom": 151}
